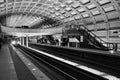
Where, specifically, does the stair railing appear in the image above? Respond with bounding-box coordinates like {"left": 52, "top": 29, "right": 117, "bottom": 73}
{"left": 78, "top": 24, "right": 114, "bottom": 49}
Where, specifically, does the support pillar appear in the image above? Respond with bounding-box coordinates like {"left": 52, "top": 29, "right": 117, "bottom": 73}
{"left": 76, "top": 42, "right": 78, "bottom": 48}
{"left": 106, "top": 23, "right": 110, "bottom": 41}
{"left": 26, "top": 35, "right": 28, "bottom": 47}
{"left": 58, "top": 39, "right": 61, "bottom": 46}
{"left": 22, "top": 37, "right": 24, "bottom": 46}
{"left": 19, "top": 37, "right": 22, "bottom": 45}
{"left": 68, "top": 42, "right": 70, "bottom": 47}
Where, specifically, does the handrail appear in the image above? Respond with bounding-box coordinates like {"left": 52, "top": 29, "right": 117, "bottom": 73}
{"left": 63, "top": 22, "right": 107, "bottom": 44}
{"left": 62, "top": 22, "right": 120, "bottom": 50}
{"left": 82, "top": 25, "right": 120, "bottom": 50}
{"left": 64, "top": 22, "right": 114, "bottom": 49}
{"left": 77, "top": 24, "right": 116, "bottom": 47}
{"left": 80, "top": 25, "right": 107, "bottom": 44}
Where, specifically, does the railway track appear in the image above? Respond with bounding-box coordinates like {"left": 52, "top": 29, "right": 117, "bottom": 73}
{"left": 29, "top": 43, "right": 120, "bottom": 78}
{"left": 16, "top": 45, "right": 107, "bottom": 80}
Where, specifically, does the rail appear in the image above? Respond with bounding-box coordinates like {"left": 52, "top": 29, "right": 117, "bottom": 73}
{"left": 29, "top": 43, "right": 120, "bottom": 79}
{"left": 17, "top": 45, "right": 108, "bottom": 80}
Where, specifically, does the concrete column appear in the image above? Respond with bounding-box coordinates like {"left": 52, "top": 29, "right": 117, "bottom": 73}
{"left": 36, "top": 36, "right": 38, "bottom": 43}
{"left": 19, "top": 37, "right": 22, "bottom": 45}
{"left": 22, "top": 37, "right": 24, "bottom": 46}
{"left": 26, "top": 35, "right": 28, "bottom": 47}
{"left": 80, "top": 36, "right": 83, "bottom": 42}
{"left": 20, "top": 37, "right": 23, "bottom": 45}
{"left": 68, "top": 42, "right": 70, "bottom": 47}
{"left": 76, "top": 43, "right": 78, "bottom": 48}
{"left": 58, "top": 39, "right": 61, "bottom": 46}
{"left": 106, "top": 23, "right": 110, "bottom": 41}
{"left": 58, "top": 40, "right": 60, "bottom": 46}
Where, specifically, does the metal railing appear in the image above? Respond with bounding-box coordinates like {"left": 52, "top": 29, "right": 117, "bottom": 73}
{"left": 78, "top": 24, "right": 119, "bottom": 50}
{"left": 62, "top": 22, "right": 120, "bottom": 50}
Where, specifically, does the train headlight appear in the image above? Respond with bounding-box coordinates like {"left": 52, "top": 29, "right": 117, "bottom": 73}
{"left": 109, "top": 50, "right": 115, "bottom": 54}
{"left": 11, "top": 41, "right": 16, "bottom": 45}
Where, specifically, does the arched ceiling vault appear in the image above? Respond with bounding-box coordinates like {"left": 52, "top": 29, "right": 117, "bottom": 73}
{"left": 0, "top": 0, "right": 120, "bottom": 39}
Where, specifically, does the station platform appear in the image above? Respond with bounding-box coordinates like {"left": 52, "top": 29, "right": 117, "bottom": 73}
{"left": 30, "top": 43, "right": 120, "bottom": 56}
{"left": 0, "top": 44, "right": 37, "bottom": 80}
{"left": 0, "top": 44, "right": 18, "bottom": 80}
{"left": 0, "top": 43, "right": 119, "bottom": 80}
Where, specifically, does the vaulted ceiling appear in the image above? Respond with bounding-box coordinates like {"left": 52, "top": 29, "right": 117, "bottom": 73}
{"left": 0, "top": 0, "right": 119, "bottom": 28}
{"left": 0, "top": 0, "right": 120, "bottom": 42}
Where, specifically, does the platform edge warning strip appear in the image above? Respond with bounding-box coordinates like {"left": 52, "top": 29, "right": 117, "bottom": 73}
{"left": 24, "top": 45, "right": 120, "bottom": 80}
